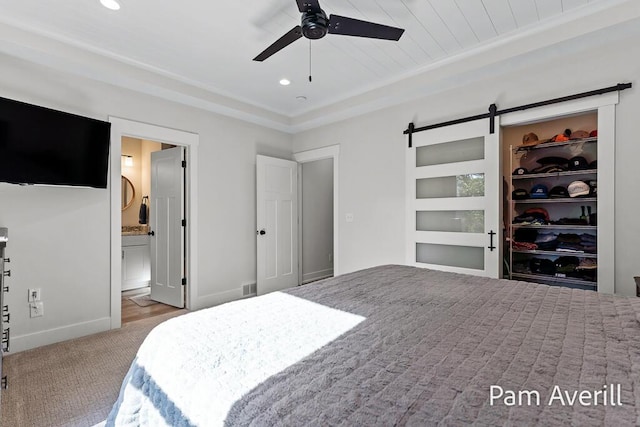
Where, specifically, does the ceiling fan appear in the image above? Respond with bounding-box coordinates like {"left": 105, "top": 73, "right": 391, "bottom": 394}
{"left": 253, "top": 0, "right": 405, "bottom": 62}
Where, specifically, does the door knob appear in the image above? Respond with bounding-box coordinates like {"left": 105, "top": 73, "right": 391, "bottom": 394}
{"left": 148, "top": 231, "right": 155, "bottom": 236}
{"left": 257, "top": 229, "right": 266, "bottom": 236}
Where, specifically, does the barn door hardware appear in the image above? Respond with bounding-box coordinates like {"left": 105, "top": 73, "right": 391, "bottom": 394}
{"left": 403, "top": 83, "right": 632, "bottom": 144}
{"left": 488, "top": 230, "right": 496, "bottom": 252}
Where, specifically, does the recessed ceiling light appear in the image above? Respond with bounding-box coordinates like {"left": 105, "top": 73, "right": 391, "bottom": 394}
{"left": 296, "top": 96, "right": 307, "bottom": 102}
{"left": 279, "top": 79, "right": 291, "bottom": 86}
{"left": 100, "top": 0, "right": 121, "bottom": 11}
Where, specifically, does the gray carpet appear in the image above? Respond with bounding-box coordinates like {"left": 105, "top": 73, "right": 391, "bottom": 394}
{"left": 1, "top": 310, "right": 186, "bottom": 427}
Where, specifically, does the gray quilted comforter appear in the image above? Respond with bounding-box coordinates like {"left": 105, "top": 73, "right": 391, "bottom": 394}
{"left": 107, "top": 265, "right": 640, "bottom": 426}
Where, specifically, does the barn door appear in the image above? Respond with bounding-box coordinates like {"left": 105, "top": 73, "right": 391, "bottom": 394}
{"left": 406, "top": 118, "right": 502, "bottom": 278}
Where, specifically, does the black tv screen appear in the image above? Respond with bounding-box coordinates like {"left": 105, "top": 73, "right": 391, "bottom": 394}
{"left": 0, "top": 96, "right": 111, "bottom": 188}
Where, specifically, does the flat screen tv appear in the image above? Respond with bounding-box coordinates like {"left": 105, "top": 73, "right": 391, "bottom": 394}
{"left": 0, "top": 96, "right": 111, "bottom": 188}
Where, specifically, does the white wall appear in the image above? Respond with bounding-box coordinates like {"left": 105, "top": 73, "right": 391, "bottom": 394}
{"left": 293, "top": 19, "right": 640, "bottom": 296}
{"left": 301, "top": 158, "right": 333, "bottom": 283}
{"left": 0, "top": 53, "right": 292, "bottom": 351}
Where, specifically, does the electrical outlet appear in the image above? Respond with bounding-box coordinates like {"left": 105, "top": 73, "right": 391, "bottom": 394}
{"left": 30, "top": 302, "right": 44, "bottom": 318}
{"left": 345, "top": 213, "right": 354, "bottom": 222}
{"left": 28, "top": 288, "right": 42, "bottom": 302}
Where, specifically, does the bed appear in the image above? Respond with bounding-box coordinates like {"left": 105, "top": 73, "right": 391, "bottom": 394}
{"left": 106, "top": 265, "right": 640, "bottom": 426}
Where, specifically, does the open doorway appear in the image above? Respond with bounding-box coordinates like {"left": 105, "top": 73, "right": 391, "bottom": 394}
{"left": 109, "top": 117, "right": 199, "bottom": 330}
{"left": 300, "top": 158, "right": 334, "bottom": 284}
{"left": 294, "top": 145, "right": 340, "bottom": 284}
{"left": 120, "top": 137, "right": 182, "bottom": 324}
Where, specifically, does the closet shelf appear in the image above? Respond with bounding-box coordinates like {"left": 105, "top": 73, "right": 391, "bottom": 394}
{"left": 511, "top": 273, "right": 597, "bottom": 288}
{"left": 511, "top": 224, "right": 596, "bottom": 230}
{"left": 513, "top": 197, "right": 597, "bottom": 204}
{"left": 513, "top": 137, "right": 597, "bottom": 152}
{"left": 512, "top": 169, "right": 597, "bottom": 180}
{"left": 512, "top": 249, "right": 597, "bottom": 258}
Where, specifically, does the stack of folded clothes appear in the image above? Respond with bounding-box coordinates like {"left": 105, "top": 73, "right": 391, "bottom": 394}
{"left": 512, "top": 228, "right": 538, "bottom": 250}
{"left": 512, "top": 241, "right": 538, "bottom": 250}
{"left": 575, "top": 258, "right": 597, "bottom": 282}
{"left": 556, "top": 233, "right": 584, "bottom": 252}
{"left": 529, "top": 258, "right": 556, "bottom": 276}
{"left": 534, "top": 232, "right": 558, "bottom": 251}
{"left": 555, "top": 233, "right": 597, "bottom": 253}
{"left": 579, "top": 233, "right": 597, "bottom": 253}
{"left": 512, "top": 207, "right": 550, "bottom": 225}
{"left": 552, "top": 217, "right": 589, "bottom": 225}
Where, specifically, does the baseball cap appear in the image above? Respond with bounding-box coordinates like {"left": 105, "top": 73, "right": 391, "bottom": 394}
{"left": 512, "top": 188, "right": 529, "bottom": 200}
{"left": 550, "top": 134, "right": 569, "bottom": 142}
{"left": 537, "top": 156, "right": 569, "bottom": 165}
{"left": 530, "top": 184, "right": 549, "bottom": 199}
{"left": 568, "top": 180, "right": 590, "bottom": 197}
{"left": 568, "top": 156, "right": 589, "bottom": 171}
{"left": 549, "top": 185, "right": 569, "bottom": 198}
{"left": 570, "top": 130, "right": 590, "bottom": 139}
{"left": 513, "top": 167, "right": 528, "bottom": 175}
{"left": 522, "top": 132, "right": 540, "bottom": 146}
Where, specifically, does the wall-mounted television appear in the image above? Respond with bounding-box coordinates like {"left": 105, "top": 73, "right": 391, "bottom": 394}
{"left": 0, "top": 96, "right": 111, "bottom": 188}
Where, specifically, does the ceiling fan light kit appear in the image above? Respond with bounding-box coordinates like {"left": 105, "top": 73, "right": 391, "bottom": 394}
{"left": 253, "top": 0, "right": 405, "bottom": 62}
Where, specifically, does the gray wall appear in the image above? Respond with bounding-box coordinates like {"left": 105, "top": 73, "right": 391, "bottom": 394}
{"left": 293, "top": 19, "right": 640, "bottom": 297}
{"left": 0, "top": 53, "right": 292, "bottom": 351}
{"left": 301, "top": 159, "right": 334, "bottom": 283}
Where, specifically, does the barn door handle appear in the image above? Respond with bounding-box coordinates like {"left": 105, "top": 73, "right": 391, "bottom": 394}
{"left": 257, "top": 229, "right": 266, "bottom": 236}
{"left": 488, "top": 230, "right": 496, "bottom": 251}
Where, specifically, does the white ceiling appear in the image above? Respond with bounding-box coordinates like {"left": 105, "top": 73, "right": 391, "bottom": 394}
{"left": 0, "top": 0, "right": 637, "bottom": 132}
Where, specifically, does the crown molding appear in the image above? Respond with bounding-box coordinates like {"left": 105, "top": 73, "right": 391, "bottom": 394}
{"left": 0, "top": 0, "right": 637, "bottom": 135}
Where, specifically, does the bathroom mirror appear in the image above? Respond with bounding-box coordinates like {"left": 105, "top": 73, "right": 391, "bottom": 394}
{"left": 121, "top": 176, "right": 135, "bottom": 211}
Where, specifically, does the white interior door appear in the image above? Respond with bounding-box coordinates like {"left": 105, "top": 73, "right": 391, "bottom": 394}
{"left": 256, "top": 155, "right": 298, "bottom": 295}
{"left": 150, "top": 146, "right": 185, "bottom": 307}
{"left": 406, "top": 118, "right": 502, "bottom": 278}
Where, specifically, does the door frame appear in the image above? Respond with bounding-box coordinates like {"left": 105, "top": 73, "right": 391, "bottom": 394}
{"left": 109, "top": 117, "right": 199, "bottom": 329}
{"left": 293, "top": 145, "right": 340, "bottom": 279}
{"left": 500, "top": 92, "right": 618, "bottom": 294}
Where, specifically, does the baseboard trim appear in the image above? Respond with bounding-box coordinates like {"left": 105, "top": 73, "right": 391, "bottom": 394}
{"left": 11, "top": 317, "right": 112, "bottom": 353}
{"left": 302, "top": 269, "right": 334, "bottom": 284}
{"left": 193, "top": 288, "right": 246, "bottom": 311}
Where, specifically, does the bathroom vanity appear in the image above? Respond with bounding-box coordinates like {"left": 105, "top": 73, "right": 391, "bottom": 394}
{"left": 122, "top": 230, "right": 151, "bottom": 291}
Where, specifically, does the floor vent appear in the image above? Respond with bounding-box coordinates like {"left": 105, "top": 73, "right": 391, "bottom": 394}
{"left": 242, "top": 283, "right": 257, "bottom": 297}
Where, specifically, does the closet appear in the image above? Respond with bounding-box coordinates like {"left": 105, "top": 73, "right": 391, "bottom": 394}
{"left": 407, "top": 91, "right": 619, "bottom": 293}
{"left": 506, "top": 114, "right": 598, "bottom": 290}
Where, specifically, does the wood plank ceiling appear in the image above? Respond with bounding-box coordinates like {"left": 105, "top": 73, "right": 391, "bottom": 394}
{"left": 0, "top": 0, "right": 603, "bottom": 120}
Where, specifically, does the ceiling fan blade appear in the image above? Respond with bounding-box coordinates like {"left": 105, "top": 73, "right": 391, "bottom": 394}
{"left": 296, "top": 0, "right": 321, "bottom": 13}
{"left": 328, "top": 14, "right": 404, "bottom": 41}
{"left": 253, "top": 26, "right": 303, "bottom": 61}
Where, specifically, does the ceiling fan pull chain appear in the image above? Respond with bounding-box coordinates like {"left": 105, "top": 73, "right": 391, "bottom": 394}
{"left": 309, "top": 40, "right": 312, "bottom": 82}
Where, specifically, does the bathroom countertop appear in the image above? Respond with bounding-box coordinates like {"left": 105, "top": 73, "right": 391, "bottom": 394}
{"left": 122, "top": 225, "right": 149, "bottom": 236}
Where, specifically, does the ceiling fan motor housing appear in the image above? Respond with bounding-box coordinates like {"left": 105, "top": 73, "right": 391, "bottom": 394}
{"left": 301, "top": 10, "right": 329, "bottom": 39}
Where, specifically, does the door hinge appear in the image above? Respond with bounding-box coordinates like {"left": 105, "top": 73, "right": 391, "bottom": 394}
{"left": 181, "top": 219, "right": 186, "bottom": 227}
{"left": 182, "top": 277, "right": 187, "bottom": 286}
{"left": 181, "top": 160, "right": 187, "bottom": 168}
